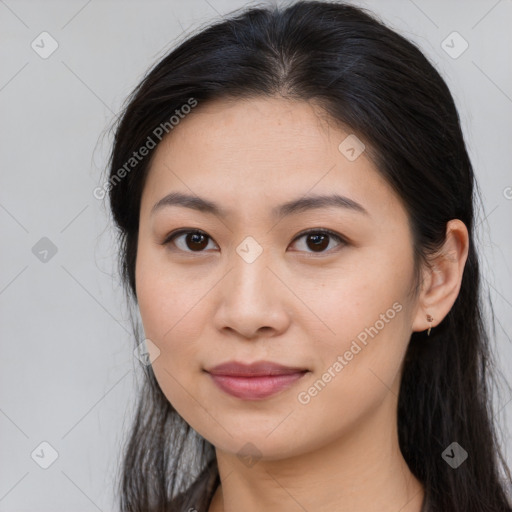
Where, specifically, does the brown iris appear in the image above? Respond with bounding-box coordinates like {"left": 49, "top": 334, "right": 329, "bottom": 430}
{"left": 306, "top": 233, "right": 330, "bottom": 252}
{"left": 185, "top": 232, "right": 209, "bottom": 251}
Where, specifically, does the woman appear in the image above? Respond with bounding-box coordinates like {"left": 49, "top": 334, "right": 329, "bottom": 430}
{"left": 105, "top": 1, "right": 512, "bottom": 510}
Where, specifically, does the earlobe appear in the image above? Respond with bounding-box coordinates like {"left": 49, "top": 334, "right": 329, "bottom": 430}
{"left": 412, "top": 219, "right": 469, "bottom": 334}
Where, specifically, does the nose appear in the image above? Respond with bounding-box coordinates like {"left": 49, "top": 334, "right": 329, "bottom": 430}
{"left": 213, "top": 252, "right": 291, "bottom": 340}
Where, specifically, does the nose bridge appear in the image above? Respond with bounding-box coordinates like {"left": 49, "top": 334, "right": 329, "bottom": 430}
{"left": 214, "top": 238, "right": 289, "bottom": 337}
{"left": 228, "top": 239, "right": 274, "bottom": 306}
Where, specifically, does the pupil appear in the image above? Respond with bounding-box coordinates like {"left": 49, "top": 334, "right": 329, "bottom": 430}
{"left": 308, "top": 234, "right": 328, "bottom": 252}
{"left": 187, "top": 232, "right": 208, "bottom": 251}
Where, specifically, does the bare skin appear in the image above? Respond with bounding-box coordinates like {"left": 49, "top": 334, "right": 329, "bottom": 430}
{"left": 135, "top": 96, "right": 469, "bottom": 512}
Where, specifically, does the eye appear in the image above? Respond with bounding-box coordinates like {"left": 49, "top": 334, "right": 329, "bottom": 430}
{"left": 289, "top": 229, "right": 346, "bottom": 254}
{"left": 162, "top": 229, "right": 218, "bottom": 253}
{"left": 161, "top": 228, "right": 347, "bottom": 255}
{"left": 162, "top": 229, "right": 347, "bottom": 253}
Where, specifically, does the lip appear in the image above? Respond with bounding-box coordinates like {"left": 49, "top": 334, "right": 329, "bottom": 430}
{"left": 206, "top": 360, "right": 308, "bottom": 376}
{"left": 205, "top": 361, "right": 309, "bottom": 400}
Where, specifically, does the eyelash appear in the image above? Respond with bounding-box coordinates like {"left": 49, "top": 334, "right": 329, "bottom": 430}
{"left": 161, "top": 228, "right": 347, "bottom": 256}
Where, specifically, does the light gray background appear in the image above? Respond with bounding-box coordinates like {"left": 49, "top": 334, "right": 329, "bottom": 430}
{"left": 1, "top": 0, "right": 511, "bottom": 510}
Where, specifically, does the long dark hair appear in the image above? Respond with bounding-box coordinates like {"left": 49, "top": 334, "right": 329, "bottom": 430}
{"left": 104, "top": 1, "right": 512, "bottom": 510}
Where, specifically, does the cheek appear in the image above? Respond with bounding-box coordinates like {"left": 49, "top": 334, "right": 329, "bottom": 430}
{"left": 293, "top": 300, "right": 411, "bottom": 447}
{"left": 293, "top": 255, "right": 411, "bottom": 347}
{"left": 293, "top": 251, "right": 415, "bottom": 413}
{"left": 136, "top": 280, "right": 207, "bottom": 366}
{"left": 135, "top": 240, "right": 206, "bottom": 342}
{"left": 135, "top": 262, "right": 207, "bottom": 416}
{"left": 134, "top": 244, "right": 217, "bottom": 398}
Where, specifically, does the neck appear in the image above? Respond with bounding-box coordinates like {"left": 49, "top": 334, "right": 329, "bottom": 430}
{"left": 208, "top": 393, "right": 424, "bottom": 512}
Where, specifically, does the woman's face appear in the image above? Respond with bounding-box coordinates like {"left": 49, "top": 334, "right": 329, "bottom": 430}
{"left": 136, "top": 96, "right": 422, "bottom": 460}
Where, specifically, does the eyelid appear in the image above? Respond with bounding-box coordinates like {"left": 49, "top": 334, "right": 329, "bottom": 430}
{"left": 161, "top": 228, "right": 348, "bottom": 254}
{"left": 292, "top": 228, "right": 347, "bottom": 245}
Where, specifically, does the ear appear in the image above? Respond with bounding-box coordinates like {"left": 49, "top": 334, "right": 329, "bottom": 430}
{"left": 412, "top": 219, "right": 469, "bottom": 334}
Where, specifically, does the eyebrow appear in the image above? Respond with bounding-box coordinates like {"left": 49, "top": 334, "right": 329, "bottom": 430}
{"left": 150, "top": 191, "right": 369, "bottom": 218}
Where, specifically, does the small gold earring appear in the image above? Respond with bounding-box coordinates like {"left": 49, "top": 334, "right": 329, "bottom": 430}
{"left": 426, "top": 314, "right": 433, "bottom": 336}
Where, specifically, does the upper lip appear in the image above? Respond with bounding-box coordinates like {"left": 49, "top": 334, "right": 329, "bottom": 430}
{"left": 205, "top": 360, "right": 308, "bottom": 377}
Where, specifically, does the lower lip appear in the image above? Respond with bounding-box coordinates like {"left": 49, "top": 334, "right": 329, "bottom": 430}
{"left": 208, "top": 372, "right": 307, "bottom": 400}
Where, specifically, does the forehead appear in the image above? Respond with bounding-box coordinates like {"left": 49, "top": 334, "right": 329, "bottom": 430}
{"left": 161, "top": 96, "right": 343, "bottom": 156}
{"left": 140, "top": 96, "right": 404, "bottom": 224}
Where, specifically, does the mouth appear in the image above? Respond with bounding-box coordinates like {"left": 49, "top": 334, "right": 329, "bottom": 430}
{"left": 204, "top": 360, "right": 309, "bottom": 400}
